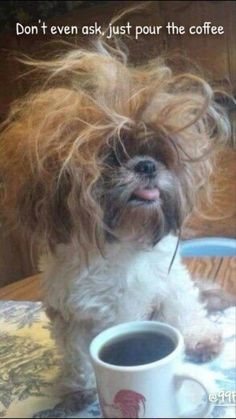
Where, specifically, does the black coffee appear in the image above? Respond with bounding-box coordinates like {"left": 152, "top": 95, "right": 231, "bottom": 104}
{"left": 99, "top": 331, "right": 176, "bottom": 366}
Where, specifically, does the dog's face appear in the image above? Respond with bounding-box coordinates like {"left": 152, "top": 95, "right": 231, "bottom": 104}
{"left": 96, "top": 128, "right": 184, "bottom": 246}
{"left": 0, "top": 44, "right": 229, "bottom": 251}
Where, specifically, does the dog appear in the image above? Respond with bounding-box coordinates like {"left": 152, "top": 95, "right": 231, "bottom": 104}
{"left": 0, "top": 41, "right": 230, "bottom": 415}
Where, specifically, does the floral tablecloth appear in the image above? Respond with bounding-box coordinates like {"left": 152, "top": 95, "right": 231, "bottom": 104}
{"left": 0, "top": 302, "right": 235, "bottom": 418}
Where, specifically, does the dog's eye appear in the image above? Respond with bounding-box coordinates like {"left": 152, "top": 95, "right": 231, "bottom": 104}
{"left": 106, "top": 151, "right": 121, "bottom": 167}
{"left": 156, "top": 152, "right": 167, "bottom": 166}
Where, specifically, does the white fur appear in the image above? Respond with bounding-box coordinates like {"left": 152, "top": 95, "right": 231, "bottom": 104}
{"left": 40, "top": 234, "right": 220, "bottom": 394}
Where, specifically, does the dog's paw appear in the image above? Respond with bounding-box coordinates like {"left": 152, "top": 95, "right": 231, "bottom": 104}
{"left": 33, "top": 408, "right": 65, "bottom": 418}
{"left": 184, "top": 324, "right": 223, "bottom": 362}
{"left": 33, "top": 389, "right": 96, "bottom": 418}
{"left": 57, "top": 389, "right": 96, "bottom": 415}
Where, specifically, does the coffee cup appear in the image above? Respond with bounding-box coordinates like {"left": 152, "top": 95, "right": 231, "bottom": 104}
{"left": 90, "top": 321, "right": 216, "bottom": 418}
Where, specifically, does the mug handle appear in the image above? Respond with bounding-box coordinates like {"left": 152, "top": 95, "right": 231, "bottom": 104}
{"left": 174, "top": 364, "right": 217, "bottom": 418}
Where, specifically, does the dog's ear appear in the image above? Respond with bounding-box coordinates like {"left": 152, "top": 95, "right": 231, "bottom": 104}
{"left": 145, "top": 73, "right": 230, "bottom": 217}
{"left": 17, "top": 169, "right": 73, "bottom": 246}
{"left": 0, "top": 86, "right": 106, "bottom": 250}
{"left": 0, "top": 88, "right": 86, "bottom": 248}
{"left": 0, "top": 127, "right": 73, "bottom": 248}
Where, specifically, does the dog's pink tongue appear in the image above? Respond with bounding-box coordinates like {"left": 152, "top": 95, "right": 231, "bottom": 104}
{"left": 133, "top": 188, "right": 160, "bottom": 201}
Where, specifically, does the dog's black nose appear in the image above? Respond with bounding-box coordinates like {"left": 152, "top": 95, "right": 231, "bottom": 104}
{"left": 135, "top": 160, "right": 157, "bottom": 175}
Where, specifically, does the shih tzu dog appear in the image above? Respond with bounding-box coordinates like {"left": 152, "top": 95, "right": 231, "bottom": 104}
{"left": 0, "top": 41, "right": 230, "bottom": 415}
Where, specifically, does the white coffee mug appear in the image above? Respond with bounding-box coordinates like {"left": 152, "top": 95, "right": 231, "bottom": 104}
{"left": 90, "top": 321, "right": 216, "bottom": 418}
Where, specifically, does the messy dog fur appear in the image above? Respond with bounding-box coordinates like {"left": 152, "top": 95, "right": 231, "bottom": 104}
{"left": 0, "top": 41, "right": 230, "bottom": 414}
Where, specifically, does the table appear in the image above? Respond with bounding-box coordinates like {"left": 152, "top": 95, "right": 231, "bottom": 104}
{"left": 0, "top": 278, "right": 235, "bottom": 419}
{"left": 0, "top": 257, "right": 235, "bottom": 301}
